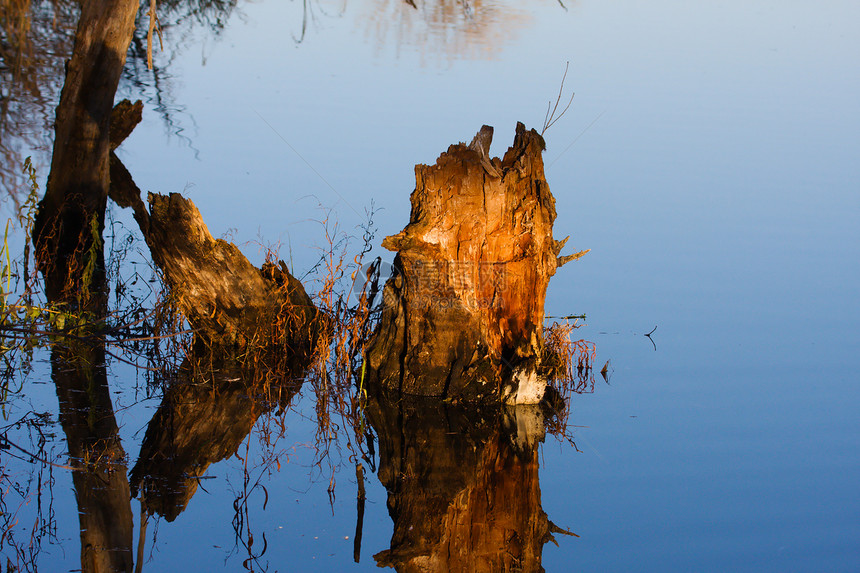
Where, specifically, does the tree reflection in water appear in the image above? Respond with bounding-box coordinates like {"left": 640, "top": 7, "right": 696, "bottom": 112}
{"left": 359, "top": 0, "right": 535, "bottom": 63}
{"left": 0, "top": 0, "right": 77, "bottom": 206}
{"left": 0, "top": 0, "right": 239, "bottom": 203}
{"left": 51, "top": 342, "right": 135, "bottom": 573}
{"left": 122, "top": 357, "right": 304, "bottom": 571}
{"left": 129, "top": 365, "right": 301, "bottom": 523}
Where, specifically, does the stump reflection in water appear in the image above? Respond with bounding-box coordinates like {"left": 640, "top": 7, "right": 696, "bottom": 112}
{"left": 129, "top": 358, "right": 305, "bottom": 522}
{"left": 367, "top": 391, "right": 575, "bottom": 573}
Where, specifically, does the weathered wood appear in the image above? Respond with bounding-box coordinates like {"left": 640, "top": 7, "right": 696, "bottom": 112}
{"left": 33, "top": 0, "right": 141, "bottom": 303}
{"left": 366, "top": 123, "right": 587, "bottom": 404}
{"left": 142, "top": 192, "right": 320, "bottom": 349}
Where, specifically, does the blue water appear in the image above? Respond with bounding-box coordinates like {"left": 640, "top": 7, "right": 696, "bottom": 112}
{"left": 3, "top": 0, "right": 859, "bottom": 570}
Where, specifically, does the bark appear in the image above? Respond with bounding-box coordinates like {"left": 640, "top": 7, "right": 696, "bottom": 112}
{"left": 33, "top": 0, "right": 141, "bottom": 303}
{"left": 142, "top": 192, "right": 321, "bottom": 349}
{"left": 368, "top": 393, "right": 569, "bottom": 573}
{"left": 366, "top": 123, "right": 587, "bottom": 404}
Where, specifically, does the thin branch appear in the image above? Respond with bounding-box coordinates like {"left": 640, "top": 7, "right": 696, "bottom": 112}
{"left": 1, "top": 438, "right": 80, "bottom": 472}
{"left": 102, "top": 345, "right": 163, "bottom": 372}
{"left": 645, "top": 325, "right": 657, "bottom": 351}
{"left": 541, "top": 61, "right": 576, "bottom": 135}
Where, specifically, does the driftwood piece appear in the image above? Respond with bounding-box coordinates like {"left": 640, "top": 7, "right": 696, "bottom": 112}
{"left": 368, "top": 393, "right": 567, "bottom": 572}
{"left": 366, "top": 123, "right": 587, "bottom": 404}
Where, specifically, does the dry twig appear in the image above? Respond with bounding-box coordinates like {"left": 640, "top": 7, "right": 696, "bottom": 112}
{"left": 542, "top": 61, "right": 575, "bottom": 135}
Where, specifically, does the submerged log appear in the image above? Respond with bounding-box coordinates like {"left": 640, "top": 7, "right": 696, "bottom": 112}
{"left": 366, "top": 123, "right": 587, "bottom": 404}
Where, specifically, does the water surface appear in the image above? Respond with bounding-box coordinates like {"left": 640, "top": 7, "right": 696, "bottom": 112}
{"left": 2, "top": 0, "right": 859, "bottom": 571}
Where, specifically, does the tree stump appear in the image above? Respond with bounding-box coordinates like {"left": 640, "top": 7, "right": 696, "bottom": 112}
{"left": 366, "top": 123, "right": 586, "bottom": 404}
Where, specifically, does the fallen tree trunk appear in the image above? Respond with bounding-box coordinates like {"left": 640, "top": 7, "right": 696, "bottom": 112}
{"left": 366, "top": 123, "right": 587, "bottom": 404}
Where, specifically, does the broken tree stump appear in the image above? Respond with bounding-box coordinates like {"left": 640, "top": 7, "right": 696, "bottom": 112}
{"left": 366, "top": 123, "right": 587, "bottom": 404}
{"left": 144, "top": 192, "right": 320, "bottom": 349}
{"left": 106, "top": 100, "right": 322, "bottom": 358}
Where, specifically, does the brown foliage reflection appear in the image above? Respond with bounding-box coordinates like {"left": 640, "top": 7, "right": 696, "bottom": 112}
{"left": 0, "top": 0, "right": 241, "bottom": 204}
{"left": 359, "top": 0, "right": 535, "bottom": 63}
{"left": 0, "top": 0, "right": 77, "bottom": 206}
